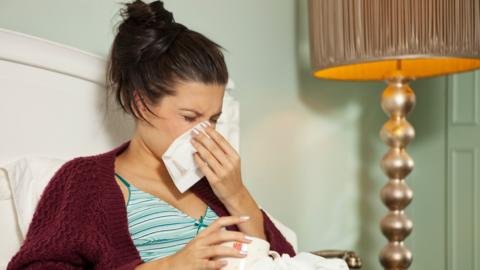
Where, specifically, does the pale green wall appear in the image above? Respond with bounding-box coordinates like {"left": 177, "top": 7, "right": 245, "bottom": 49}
{"left": 1, "top": 1, "right": 477, "bottom": 270}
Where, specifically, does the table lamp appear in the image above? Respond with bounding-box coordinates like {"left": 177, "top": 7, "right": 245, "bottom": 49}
{"left": 307, "top": 1, "right": 480, "bottom": 269}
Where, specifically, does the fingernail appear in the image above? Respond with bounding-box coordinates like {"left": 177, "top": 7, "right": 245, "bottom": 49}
{"left": 240, "top": 250, "right": 248, "bottom": 256}
{"left": 199, "top": 127, "right": 209, "bottom": 136}
{"left": 245, "top": 235, "right": 254, "bottom": 241}
{"left": 240, "top": 216, "right": 250, "bottom": 221}
{"left": 192, "top": 128, "right": 200, "bottom": 135}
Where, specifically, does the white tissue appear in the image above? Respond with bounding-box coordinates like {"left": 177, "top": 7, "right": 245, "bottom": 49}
{"left": 161, "top": 120, "right": 208, "bottom": 193}
{"left": 249, "top": 252, "right": 349, "bottom": 270}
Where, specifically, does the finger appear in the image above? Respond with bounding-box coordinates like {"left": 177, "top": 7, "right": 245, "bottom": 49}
{"left": 193, "top": 127, "right": 230, "bottom": 167}
{"left": 202, "top": 245, "right": 248, "bottom": 260}
{"left": 202, "top": 230, "right": 252, "bottom": 246}
{"left": 203, "top": 123, "right": 239, "bottom": 160}
{"left": 193, "top": 152, "right": 218, "bottom": 182}
{"left": 198, "top": 216, "right": 250, "bottom": 237}
{"left": 191, "top": 138, "right": 223, "bottom": 174}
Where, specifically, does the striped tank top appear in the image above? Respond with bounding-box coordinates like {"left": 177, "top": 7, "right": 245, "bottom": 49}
{"left": 115, "top": 172, "right": 219, "bottom": 262}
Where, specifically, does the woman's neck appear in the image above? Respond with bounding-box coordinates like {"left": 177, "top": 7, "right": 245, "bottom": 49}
{"left": 116, "top": 135, "right": 171, "bottom": 185}
{"left": 115, "top": 135, "right": 198, "bottom": 202}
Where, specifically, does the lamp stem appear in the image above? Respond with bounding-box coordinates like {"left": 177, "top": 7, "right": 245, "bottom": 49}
{"left": 379, "top": 73, "right": 415, "bottom": 270}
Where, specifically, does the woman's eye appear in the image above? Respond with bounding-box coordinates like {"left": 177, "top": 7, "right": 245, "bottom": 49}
{"left": 183, "top": 116, "right": 196, "bottom": 122}
{"left": 183, "top": 116, "right": 218, "bottom": 124}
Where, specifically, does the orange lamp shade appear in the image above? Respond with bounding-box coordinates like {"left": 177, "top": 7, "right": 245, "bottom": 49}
{"left": 308, "top": 0, "right": 480, "bottom": 81}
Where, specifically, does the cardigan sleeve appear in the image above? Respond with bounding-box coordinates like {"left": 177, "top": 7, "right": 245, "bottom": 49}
{"left": 191, "top": 178, "right": 297, "bottom": 257}
{"left": 260, "top": 209, "right": 296, "bottom": 257}
{"left": 7, "top": 158, "right": 93, "bottom": 270}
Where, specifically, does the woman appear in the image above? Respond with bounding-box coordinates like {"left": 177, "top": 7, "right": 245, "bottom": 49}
{"left": 7, "top": 1, "right": 295, "bottom": 269}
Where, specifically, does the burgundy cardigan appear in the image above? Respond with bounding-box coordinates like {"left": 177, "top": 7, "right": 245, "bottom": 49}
{"left": 7, "top": 140, "right": 295, "bottom": 270}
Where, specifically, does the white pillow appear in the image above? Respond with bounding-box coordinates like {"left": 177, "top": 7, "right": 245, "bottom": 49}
{"left": 0, "top": 169, "right": 12, "bottom": 200}
{"left": 1, "top": 156, "right": 67, "bottom": 239}
{"left": 0, "top": 168, "right": 22, "bottom": 269}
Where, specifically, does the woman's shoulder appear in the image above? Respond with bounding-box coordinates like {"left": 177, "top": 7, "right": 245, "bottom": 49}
{"left": 54, "top": 156, "right": 97, "bottom": 179}
{"left": 47, "top": 154, "right": 105, "bottom": 193}
{"left": 55, "top": 145, "right": 119, "bottom": 181}
{"left": 38, "top": 155, "right": 111, "bottom": 216}
{"left": 44, "top": 144, "right": 125, "bottom": 197}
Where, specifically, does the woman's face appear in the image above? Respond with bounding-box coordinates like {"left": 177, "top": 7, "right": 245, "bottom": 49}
{"left": 134, "top": 80, "right": 225, "bottom": 159}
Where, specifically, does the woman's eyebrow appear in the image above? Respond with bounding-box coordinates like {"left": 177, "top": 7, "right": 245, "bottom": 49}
{"left": 180, "top": 108, "right": 222, "bottom": 117}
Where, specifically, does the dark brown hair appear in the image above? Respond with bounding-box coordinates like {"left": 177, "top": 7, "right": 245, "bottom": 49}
{"left": 106, "top": 0, "right": 229, "bottom": 126}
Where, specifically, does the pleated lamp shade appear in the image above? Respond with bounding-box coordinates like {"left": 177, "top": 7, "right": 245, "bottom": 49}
{"left": 308, "top": 0, "right": 480, "bottom": 81}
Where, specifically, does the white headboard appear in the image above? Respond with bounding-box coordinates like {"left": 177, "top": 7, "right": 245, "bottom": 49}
{"left": 0, "top": 27, "right": 137, "bottom": 165}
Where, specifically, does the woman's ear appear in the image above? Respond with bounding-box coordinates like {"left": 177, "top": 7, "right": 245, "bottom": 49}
{"left": 131, "top": 90, "right": 147, "bottom": 119}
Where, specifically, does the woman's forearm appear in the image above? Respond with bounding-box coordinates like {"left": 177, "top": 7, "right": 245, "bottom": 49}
{"left": 223, "top": 188, "right": 267, "bottom": 240}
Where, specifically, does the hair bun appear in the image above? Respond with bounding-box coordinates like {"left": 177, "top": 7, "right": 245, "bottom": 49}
{"left": 122, "top": 0, "right": 175, "bottom": 29}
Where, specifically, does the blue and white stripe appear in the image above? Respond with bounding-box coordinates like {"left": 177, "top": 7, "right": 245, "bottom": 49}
{"left": 116, "top": 173, "right": 219, "bottom": 262}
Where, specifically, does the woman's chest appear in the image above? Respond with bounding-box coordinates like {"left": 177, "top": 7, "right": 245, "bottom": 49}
{"left": 125, "top": 185, "right": 219, "bottom": 262}
{"left": 115, "top": 174, "right": 209, "bottom": 221}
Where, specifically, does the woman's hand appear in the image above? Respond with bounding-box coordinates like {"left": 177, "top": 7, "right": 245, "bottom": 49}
{"left": 191, "top": 122, "right": 267, "bottom": 240}
{"left": 191, "top": 122, "right": 246, "bottom": 203}
{"left": 168, "top": 216, "right": 252, "bottom": 270}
